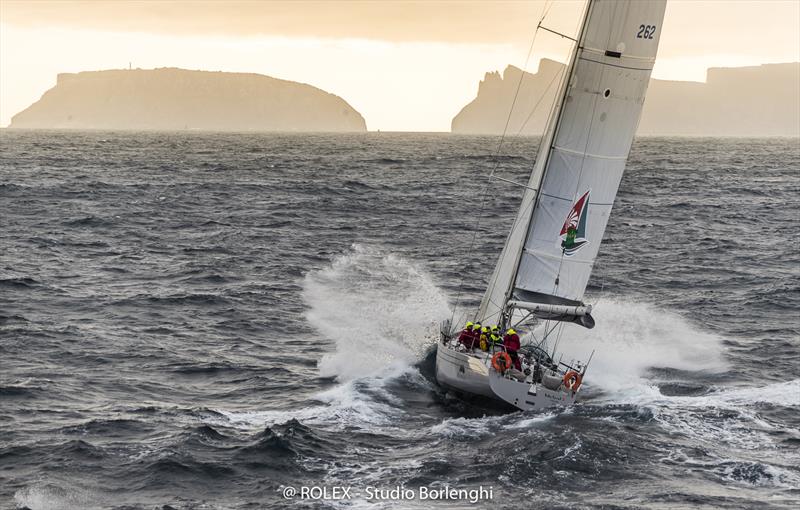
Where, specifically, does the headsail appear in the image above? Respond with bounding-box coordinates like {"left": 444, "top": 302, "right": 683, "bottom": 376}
{"left": 478, "top": 0, "right": 667, "bottom": 328}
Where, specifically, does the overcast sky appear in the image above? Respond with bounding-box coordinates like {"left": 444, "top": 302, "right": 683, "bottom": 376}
{"left": 2, "top": 0, "right": 798, "bottom": 131}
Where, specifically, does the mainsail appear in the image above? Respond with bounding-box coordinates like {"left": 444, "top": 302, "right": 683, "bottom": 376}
{"left": 477, "top": 0, "right": 667, "bottom": 327}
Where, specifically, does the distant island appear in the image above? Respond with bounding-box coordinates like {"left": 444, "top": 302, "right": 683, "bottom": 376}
{"left": 452, "top": 59, "right": 800, "bottom": 137}
{"left": 9, "top": 68, "right": 367, "bottom": 132}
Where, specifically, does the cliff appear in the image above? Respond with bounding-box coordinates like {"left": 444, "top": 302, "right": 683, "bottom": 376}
{"left": 452, "top": 60, "right": 800, "bottom": 137}
{"left": 451, "top": 59, "right": 563, "bottom": 137}
{"left": 9, "top": 68, "right": 367, "bottom": 132}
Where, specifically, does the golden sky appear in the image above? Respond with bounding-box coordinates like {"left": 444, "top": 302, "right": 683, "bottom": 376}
{"left": 1, "top": 0, "right": 798, "bottom": 131}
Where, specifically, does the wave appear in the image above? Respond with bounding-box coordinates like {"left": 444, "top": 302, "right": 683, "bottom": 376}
{"left": 718, "top": 461, "right": 800, "bottom": 488}
{"left": 294, "top": 257, "right": 747, "bottom": 441}
{"left": 111, "top": 292, "right": 231, "bottom": 307}
{"left": 0, "top": 314, "right": 30, "bottom": 325}
{"left": 460, "top": 154, "right": 530, "bottom": 162}
{"left": 60, "top": 216, "right": 115, "bottom": 228}
{"left": 553, "top": 299, "right": 728, "bottom": 395}
{"left": 14, "top": 483, "right": 104, "bottom": 510}
{"left": 0, "top": 378, "right": 48, "bottom": 399}
{"left": 0, "top": 277, "right": 40, "bottom": 289}
{"left": 60, "top": 418, "right": 153, "bottom": 437}
{"left": 301, "top": 244, "right": 451, "bottom": 381}
{"left": 214, "top": 368, "right": 414, "bottom": 435}
{"left": 545, "top": 300, "right": 800, "bottom": 454}
{"left": 360, "top": 157, "right": 405, "bottom": 165}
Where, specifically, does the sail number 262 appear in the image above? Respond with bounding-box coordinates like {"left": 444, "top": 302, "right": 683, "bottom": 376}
{"left": 636, "top": 24, "right": 656, "bottom": 39}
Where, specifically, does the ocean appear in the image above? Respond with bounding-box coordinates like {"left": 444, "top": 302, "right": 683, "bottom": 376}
{"left": 1, "top": 131, "right": 798, "bottom": 509}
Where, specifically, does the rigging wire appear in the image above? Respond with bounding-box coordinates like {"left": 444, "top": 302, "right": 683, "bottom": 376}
{"left": 552, "top": 321, "right": 566, "bottom": 359}
{"left": 515, "top": 67, "right": 564, "bottom": 137}
{"left": 479, "top": 63, "right": 570, "bottom": 326}
{"left": 448, "top": 2, "right": 553, "bottom": 328}
{"left": 589, "top": 258, "right": 607, "bottom": 312}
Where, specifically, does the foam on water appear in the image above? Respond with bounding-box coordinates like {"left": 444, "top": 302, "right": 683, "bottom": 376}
{"left": 430, "top": 411, "right": 557, "bottom": 438}
{"left": 14, "top": 483, "right": 103, "bottom": 510}
{"left": 545, "top": 300, "right": 798, "bottom": 448}
{"left": 219, "top": 243, "right": 452, "bottom": 434}
{"left": 302, "top": 244, "right": 451, "bottom": 381}
{"left": 216, "top": 373, "right": 409, "bottom": 432}
{"left": 629, "top": 379, "right": 799, "bottom": 443}
{"left": 302, "top": 248, "right": 728, "bottom": 396}
{"left": 429, "top": 416, "right": 503, "bottom": 439}
{"left": 300, "top": 256, "right": 740, "bottom": 437}
{"left": 542, "top": 300, "right": 800, "bottom": 455}
{"left": 553, "top": 299, "right": 728, "bottom": 394}
{"left": 713, "top": 379, "right": 800, "bottom": 407}
{"left": 612, "top": 378, "right": 800, "bottom": 410}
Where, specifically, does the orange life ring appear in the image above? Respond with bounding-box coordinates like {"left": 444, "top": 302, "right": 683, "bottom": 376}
{"left": 491, "top": 352, "right": 512, "bottom": 373}
{"left": 563, "top": 371, "right": 583, "bottom": 391}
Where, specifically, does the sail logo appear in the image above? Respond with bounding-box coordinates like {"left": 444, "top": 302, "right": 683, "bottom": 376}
{"left": 559, "top": 190, "right": 590, "bottom": 256}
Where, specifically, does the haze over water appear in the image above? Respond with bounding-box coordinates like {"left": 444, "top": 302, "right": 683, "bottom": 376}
{"left": 2, "top": 0, "right": 799, "bottom": 131}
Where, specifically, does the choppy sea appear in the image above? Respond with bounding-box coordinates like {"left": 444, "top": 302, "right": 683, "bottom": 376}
{"left": 1, "top": 131, "right": 798, "bottom": 509}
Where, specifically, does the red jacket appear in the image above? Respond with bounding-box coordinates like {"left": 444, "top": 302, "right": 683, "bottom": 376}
{"left": 503, "top": 333, "right": 520, "bottom": 353}
{"left": 458, "top": 329, "right": 476, "bottom": 347}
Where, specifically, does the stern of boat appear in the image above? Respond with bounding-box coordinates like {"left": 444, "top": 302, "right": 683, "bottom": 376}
{"left": 488, "top": 371, "right": 578, "bottom": 411}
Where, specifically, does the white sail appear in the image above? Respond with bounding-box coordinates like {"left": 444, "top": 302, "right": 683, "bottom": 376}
{"left": 478, "top": 0, "right": 667, "bottom": 326}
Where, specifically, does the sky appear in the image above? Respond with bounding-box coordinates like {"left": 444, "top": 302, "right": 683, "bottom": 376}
{"left": 1, "top": 0, "right": 799, "bottom": 131}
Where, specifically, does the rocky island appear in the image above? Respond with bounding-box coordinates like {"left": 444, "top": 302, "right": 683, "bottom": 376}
{"left": 452, "top": 59, "right": 800, "bottom": 137}
{"left": 9, "top": 68, "right": 367, "bottom": 132}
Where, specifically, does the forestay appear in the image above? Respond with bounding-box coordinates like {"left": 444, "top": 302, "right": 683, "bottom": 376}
{"left": 477, "top": 0, "right": 667, "bottom": 327}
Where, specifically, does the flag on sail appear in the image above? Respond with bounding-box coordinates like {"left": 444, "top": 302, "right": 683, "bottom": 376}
{"left": 560, "top": 190, "right": 590, "bottom": 256}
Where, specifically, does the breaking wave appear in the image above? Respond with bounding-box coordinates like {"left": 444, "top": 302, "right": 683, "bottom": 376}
{"left": 302, "top": 244, "right": 451, "bottom": 381}
{"left": 554, "top": 299, "right": 728, "bottom": 394}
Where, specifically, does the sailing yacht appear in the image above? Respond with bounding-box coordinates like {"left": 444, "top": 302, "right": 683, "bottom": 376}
{"left": 436, "top": 0, "right": 668, "bottom": 410}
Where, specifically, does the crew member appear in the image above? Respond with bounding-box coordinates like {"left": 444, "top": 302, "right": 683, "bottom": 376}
{"left": 478, "top": 326, "right": 490, "bottom": 351}
{"left": 489, "top": 325, "right": 502, "bottom": 349}
{"left": 471, "top": 323, "right": 482, "bottom": 350}
{"left": 503, "top": 328, "right": 522, "bottom": 370}
{"left": 458, "top": 322, "right": 476, "bottom": 349}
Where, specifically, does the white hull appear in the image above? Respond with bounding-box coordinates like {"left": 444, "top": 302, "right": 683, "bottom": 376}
{"left": 435, "top": 340, "right": 580, "bottom": 409}
{"left": 488, "top": 371, "right": 577, "bottom": 410}
{"left": 434, "top": 342, "right": 494, "bottom": 398}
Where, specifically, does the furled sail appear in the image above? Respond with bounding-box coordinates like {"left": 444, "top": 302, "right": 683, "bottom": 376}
{"left": 478, "top": 0, "right": 667, "bottom": 327}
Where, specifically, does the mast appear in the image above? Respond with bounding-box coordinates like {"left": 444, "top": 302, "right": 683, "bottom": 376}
{"left": 501, "top": 0, "right": 595, "bottom": 325}
{"left": 476, "top": 0, "right": 592, "bottom": 327}
{"left": 478, "top": 0, "right": 668, "bottom": 328}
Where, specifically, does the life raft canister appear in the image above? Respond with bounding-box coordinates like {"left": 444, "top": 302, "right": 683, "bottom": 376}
{"left": 563, "top": 370, "right": 583, "bottom": 391}
{"left": 491, "top": 351, "right": 512, "bottom": 373}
